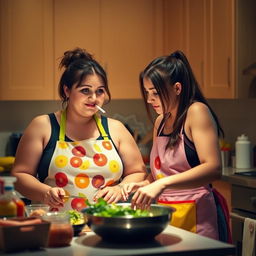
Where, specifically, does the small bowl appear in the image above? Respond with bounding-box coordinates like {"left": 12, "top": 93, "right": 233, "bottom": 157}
{"left": 25, "top": 204, "right": 50, "bottom": 217}
{"left": 72, "top": 223, "right": 85, "bottom": 236}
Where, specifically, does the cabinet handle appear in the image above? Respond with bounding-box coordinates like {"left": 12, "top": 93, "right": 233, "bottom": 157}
{"left": 201, "top": 61, "right": 204, "bottom": 88}
{"left": 227, "top": 57, "right": 231, "bottom": 87}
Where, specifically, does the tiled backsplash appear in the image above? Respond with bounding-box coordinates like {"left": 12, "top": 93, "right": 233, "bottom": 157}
{"left": 0, "top": 99, "right": 256, "bottom": 156}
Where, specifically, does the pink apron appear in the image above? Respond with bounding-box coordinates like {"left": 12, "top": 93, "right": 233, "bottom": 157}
{"left": 150, "top": 127, "right": 218, "bottom": 239}
{"left": 44, "top": 110, "right": 123, "bottom": 211}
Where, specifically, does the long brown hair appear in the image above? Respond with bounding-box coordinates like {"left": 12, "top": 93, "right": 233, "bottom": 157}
{"left": 140, "top": 50, "right": 224, "bottom": 148}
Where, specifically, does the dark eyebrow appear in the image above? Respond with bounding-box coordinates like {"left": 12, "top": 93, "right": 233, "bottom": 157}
{"left": 77, "top": 84, "right": 105, "bottom": 89}
{"left": 144, "top": 87, "right": 156, "bottom": 91}
{"left": 77, "top": 84, "right": 92, "bottom": 88}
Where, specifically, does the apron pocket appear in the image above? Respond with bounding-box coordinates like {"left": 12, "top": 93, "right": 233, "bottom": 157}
{"left": 158, "top": 200, "right": 197, "bottom": 233}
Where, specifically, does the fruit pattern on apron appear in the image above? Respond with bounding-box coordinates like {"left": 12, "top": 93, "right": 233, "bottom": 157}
{"left": 44, "top": 110, "right": 123, "bottom": 211}
{"left": 150, "top": 123, "right": 219, "bottom": 240}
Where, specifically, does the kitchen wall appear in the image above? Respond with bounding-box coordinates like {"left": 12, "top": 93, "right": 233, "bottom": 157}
{"left": 0, "top": 98, "right": 256, "bottom": 156}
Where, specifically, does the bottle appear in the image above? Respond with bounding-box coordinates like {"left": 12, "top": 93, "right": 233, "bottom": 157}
{"left": 0, "top": 177, "right": 17, "bottom": 218}
{"left": 235, "top": 134, "right": 252, "bottom": 169}
{"left": 0, "top": 177, "right": 25, "bottom": 217}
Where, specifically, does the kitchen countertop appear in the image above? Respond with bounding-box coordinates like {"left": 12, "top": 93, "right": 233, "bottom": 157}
{"left": 1, "top": 225, "right": 235, "bottom": 256}
{"left": 222, "top": 167, "right": 256, "bottom": 188}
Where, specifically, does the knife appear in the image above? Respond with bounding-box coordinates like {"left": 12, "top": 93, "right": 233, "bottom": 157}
{"left": 63, "top": 195, "right": 85, "bottom": 199}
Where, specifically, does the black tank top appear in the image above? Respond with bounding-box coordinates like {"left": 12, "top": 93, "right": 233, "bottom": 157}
{"left": 37, "top": 113, "right": 111, "bottom": 182}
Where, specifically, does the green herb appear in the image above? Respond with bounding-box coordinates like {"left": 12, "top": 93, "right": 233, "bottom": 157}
{"left": 66, "top": 210, "right": 84, "bottom": 225}
{"left": 84, "top": 198, "right": 151, "bottom": 217}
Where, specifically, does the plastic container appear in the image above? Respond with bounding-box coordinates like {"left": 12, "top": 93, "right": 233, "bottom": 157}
{"left": 0, "top": 177, "right": 17, "bottom": 218}
{"left": 0, "top": 176, "right": 25, "bottom": 217}
{"left": 42, "top": 212, "right": 73, "bottom": 247}
{"left": 235, "top": 134, "right": 252, "bottom": 170}
{"left": 25, "top": 204, "right": 50, "bottom": 217}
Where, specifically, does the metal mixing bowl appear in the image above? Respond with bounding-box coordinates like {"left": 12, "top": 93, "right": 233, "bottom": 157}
{"left": 82, "top": 203, "right": 174, "bottom": 242}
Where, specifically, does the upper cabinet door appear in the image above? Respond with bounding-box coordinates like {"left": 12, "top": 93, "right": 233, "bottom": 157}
{"left": 204, "top": 0, "right": 235, "bottom": 98}
{"left": 99, "top": 0, "right": 164, "bottom": 99}
{"left": 0, "top": 0, "right": 54, "bottom": 100}
{"left": 53, "top": 0, "right": 101, "bottom": 100}
{"left": 163, "top": 0, "right": 235, "bottom": 99}
{"left": 184, "top": 0, "right": 206, "bottom": 92}
{"left": 54, "top": 0, "right": 164, "bottom": 99}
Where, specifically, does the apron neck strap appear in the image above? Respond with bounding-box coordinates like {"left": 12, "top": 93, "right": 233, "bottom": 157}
{"left": 59, "top": 109, "right": 67, "bottom": 141}
{"left": 59, "top": 109, "right": 109, "bottom": 141}
{"left": 94, "top": 115, "right": 109, "bottom": 141}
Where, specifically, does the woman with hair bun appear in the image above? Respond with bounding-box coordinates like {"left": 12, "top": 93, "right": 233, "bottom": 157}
{"left": 12, "top": 47, "right": 146, "bottom": 211}
{"left": 122, "top": 50, "right": 225, "bottom": 240}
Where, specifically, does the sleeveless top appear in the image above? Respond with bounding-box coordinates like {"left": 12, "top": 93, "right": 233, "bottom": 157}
{"left": 37, "top": 113, "right": 113, "bottom": 182}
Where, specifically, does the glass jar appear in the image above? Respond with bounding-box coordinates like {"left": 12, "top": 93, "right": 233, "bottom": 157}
{"left": 42, "top": 212, "right": 73, "bottom": 247}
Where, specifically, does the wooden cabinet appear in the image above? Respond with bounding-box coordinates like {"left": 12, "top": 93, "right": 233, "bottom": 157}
{"left": 53, "top": 0, "right": 101, "bottom": 100}
{"left": 163, "top": 0, "right": 235, "bottom": 99}
{"left": 54, "top": 0, "right": 164, "bottom": 99}
{"left": 0, "top": 0, "right": 54, "bottom": 100}
{"left": 1, "top": 0, "right": 255, "bottom": 100}
{"left": 204, "top": 0, "right": 235, "bottom": 98}
{"left": 164, "top": 0, "right": 256, "bottom": 99}
{"left": 0, "top": 0, "right": 164, "bottom": 100}
{"left": 100, "top": 0, "right": 164, "bottom": 99}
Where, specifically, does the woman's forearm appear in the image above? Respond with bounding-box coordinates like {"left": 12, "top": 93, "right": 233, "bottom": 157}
{"left": 13, "top": 172, "right": 51, "bottom": 202}
{"left": 121, "top": 172, "right": 146, "bottom": 184}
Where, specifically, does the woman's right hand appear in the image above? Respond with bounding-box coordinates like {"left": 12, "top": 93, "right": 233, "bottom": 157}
{"left": 43, "top": 187, "right": 65, "bottom": 208}
{"left": 121, "top": 181, "right": 147, "bottom": 201}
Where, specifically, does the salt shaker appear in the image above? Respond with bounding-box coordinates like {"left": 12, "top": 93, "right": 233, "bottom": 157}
{"left": 235, "top": 134, "right": 252, "bottom": 169}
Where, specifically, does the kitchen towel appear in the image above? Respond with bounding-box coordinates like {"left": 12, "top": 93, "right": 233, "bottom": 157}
{"left": 212, "top": 188, "right": 232, "bottom": 243}
{"left": 242, "top": 218, "right": 256, "bottom": 256}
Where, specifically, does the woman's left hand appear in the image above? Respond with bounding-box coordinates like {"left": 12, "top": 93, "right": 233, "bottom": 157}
{"left": 93, "top": 185, "right": 122, "bottom": 204}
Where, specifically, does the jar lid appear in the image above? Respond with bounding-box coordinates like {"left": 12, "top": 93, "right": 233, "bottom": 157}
{"left": 237, "top": 134, "right": 249, "bottom": 141}
{"left": 42, "top": 211, "right": 70, "bottom": 223}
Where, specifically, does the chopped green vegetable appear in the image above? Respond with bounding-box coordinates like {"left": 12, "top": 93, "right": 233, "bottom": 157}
{"left": 84, "top": 198, "right": 151, "bottom": 217}
{"left": 66, "top": 210, "right": 84, "bottom": 225}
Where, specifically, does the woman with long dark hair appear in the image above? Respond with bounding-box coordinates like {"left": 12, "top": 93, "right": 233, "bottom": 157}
{"left": 122, "top": 50, "right": 224, "bottom": 239}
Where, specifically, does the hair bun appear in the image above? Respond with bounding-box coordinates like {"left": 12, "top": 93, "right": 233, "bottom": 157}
{"left": 59, "top": 47, "right": 93, "bottom": 69}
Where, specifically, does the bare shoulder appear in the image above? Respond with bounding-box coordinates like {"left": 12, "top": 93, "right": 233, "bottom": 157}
{"left": 24, "top": 114, "right": 52, "bottom": 137}
{"left": 29, "top": 114, "right": 51, "bottom": 128}
{"left": 107, "top": 117, "right": 127, "bottom": 133}
{"left": 187, "top": 102, "right": 210, "bottom": 116}
{"left": 186, "top": 102, "right": 216, "bottom": 130}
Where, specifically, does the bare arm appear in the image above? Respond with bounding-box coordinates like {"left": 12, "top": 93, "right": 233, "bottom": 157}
{"left": 107, "top": 119, "right": 147, "bottom": 182}
{"left": 160, "top": 102, "right": 221, "bottom": 189}
{"left": 11, "top": 115, "right": 65, "bottom": 207}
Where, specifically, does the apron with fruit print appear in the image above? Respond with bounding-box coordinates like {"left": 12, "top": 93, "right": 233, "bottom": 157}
{"left": 44, "top": 110, "right": 123, "bottom": 211}
{"left": 150, "top": 125, "right": 219, "bottom": 240}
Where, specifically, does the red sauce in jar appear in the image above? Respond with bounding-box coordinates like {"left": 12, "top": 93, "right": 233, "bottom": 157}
{"left": 42, "top": 212, "right": 74, "bottom": 248}
{"left": 48, "top": 223, "right": 73, "bottom": 247}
